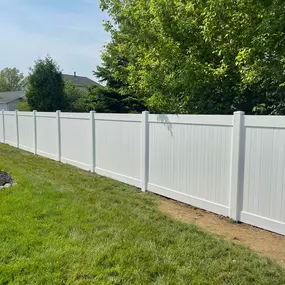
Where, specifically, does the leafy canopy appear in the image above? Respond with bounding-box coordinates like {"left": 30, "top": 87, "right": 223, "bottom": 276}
{"left": 16, "top": 100, "right": 31, "bottom": 111}
{"left": 63, "top": 80, "right": 90, "bottom": 112}
{"left": 99, "top": 0, "right": 285, "bottom": 114}
{"left": 0, "top": 68, "right": 24, "bottom": 92}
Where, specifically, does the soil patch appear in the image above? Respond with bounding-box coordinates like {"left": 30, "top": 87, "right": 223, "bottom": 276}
{"left": 159, "top": 197, "right": 285, "bottom": 265}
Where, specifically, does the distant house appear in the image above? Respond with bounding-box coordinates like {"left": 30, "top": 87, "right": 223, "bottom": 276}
{"left": 22, "top": 72, "right": 101, "bottom": 91}
{"left": 0, "top": 91, "right": 25, "bottom": 111}
{"left": 63, "top": 72, "right": 101, "bottom": 90}
{"left": 0, "top": 73, "right": 100, "bottom": 111}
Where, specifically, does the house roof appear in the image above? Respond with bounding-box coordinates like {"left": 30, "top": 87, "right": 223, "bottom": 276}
{"left": 22, "top": 73, "right": 102, "bottom": 89}
{"left": 62, "top": 74, "right": 101, "bottom": 88}
{"left": 0, "top": 91, "right": 25, "bottom": 104}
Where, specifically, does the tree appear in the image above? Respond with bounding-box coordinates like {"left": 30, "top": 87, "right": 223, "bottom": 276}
{"left": 63, "top": 80, "right": 90, "bottom": 112}
{"left": 26, "top": 56, "right": 65, "bottom": 111}
{"left": 0, "top": 68, "right": 24, "bottom": 92}
{"left": 93, "top": 58, "right": 146, "bottom": 113}
{"left": 99, "top": 0, "right": 285, "bottom": 114}
{"left": 16, "top": 100, "right": 31, "bottom": 111}
{"left": 87, "top": 85, "right": 124, "bottom": 113}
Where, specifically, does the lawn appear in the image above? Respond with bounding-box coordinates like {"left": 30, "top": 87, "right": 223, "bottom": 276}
{"left": 0, "top": 144, "right": 285, "bottom": 285}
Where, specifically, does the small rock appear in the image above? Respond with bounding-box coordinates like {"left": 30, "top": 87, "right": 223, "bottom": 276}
{"left": 0, "top": 171, "right": 14, "bottom": 187}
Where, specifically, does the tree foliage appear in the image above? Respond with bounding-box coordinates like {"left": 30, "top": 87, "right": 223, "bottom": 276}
{"left": 24, "top": 54, "right": 144, "bottom": 113}
{"left": 63, "top": 80, "right": 90, "bottom": 112}
{"left": 99, "top": 0, "right": 285, "bottom": 114}
{"left": 73, "top": 83, "right": 146, "bottom": 113}
{"left": 93, "top": 62, "right": 146, "bottom": 113}
{"left": 26, "top": 56, "right": 65, "bottom": 111}
{"left": 16, "top": 100, "right": 31, "bottom": 111}
{"left": 0, "top": 68, "right": 24, "bottom": 92}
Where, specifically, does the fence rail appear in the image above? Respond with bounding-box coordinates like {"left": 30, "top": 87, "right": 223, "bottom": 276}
{"left": 1, "top": 109, "right": 285, "bottom": 235}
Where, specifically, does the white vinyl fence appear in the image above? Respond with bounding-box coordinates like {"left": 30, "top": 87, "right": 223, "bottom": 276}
{"left": 0, "top": 110, "right": 285, "bottom": 235}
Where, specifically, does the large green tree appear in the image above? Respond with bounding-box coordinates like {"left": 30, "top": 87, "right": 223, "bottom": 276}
{"left": 26, "top": 56, "right": 65, "bottom": 111}
{"left": 0, "top": 68, "right": 24, "bottom": 92}
{"left": 99, "top": 0, "right": 285, "bottom": 114}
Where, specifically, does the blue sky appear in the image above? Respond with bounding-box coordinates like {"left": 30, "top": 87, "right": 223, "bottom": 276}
{"left": 0, "top": 0, "right": 110, "bottom": 80}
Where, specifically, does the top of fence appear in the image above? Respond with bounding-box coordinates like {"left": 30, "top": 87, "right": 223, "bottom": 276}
{"left": 245, "top": 115, "right": 285, "bottom": 129}
{"left": 95, "top": 113, "right": 141, "bottom": 122}
{"left": 2, "top": 111, "right": 15, "bottom": 116}
{"left": 36, "top": 112, "right": 57, "bottom": 118}
{"left": 149, "top": 114, "right": 233, "bottom": 126}
{"left": 3, "top": 111, "right": 285, "bottom": 129}
{"left": 18, "top": 111, "right": 33, "bottom": 117}
{"left": 60, "top": 112, "right": 90, "bottom": 120}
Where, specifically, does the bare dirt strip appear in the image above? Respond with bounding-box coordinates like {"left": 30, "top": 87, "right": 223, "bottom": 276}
{"left": 159, "top": 197, "right": 285, "bottom": 265}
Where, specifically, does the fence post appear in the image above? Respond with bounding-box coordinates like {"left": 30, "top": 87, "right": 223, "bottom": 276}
{"left": 90, "top": 111, "right": 95, "bottom": 173}
{"left": 229, "top": 111, "right": 245, "bottom": 221}
{"left": 56, "top": 110, "right": 61, "bottom": 162}
{"left": 141, "top": 111, "right": 149, "bottom": 192}
{"left": 15, "top": 110, "right": 19, "bottom": 148}
{"left": 1, "top": 110, "right": 5, "bottom": 143}
{"left": 33, "top": 110, "right": 37, "bottom": 155}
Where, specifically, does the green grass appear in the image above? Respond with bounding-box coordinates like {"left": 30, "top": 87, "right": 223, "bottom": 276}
{"left": 0, "top": 145, "right": 284, "bottom": 285}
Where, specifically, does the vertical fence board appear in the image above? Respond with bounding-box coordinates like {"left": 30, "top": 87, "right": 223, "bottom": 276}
{"left": 0, "top": 110, "right": 4, "bottom": 142}
{"left": 141, "top": 111, "right": 149, "bottom": 192}
{"left": 229, "top": 111, "right": 245, "bottom": 220}
{"left": 90, "top": 111, "right": 95, "bottom": 172}
{"left": 33, "top": 110, "right": 37, "bottom": 154}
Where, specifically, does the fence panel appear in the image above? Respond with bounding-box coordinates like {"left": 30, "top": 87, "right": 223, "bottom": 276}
{"left": 0, "top": 112, "right": 3, "bottom": 142}
{"left": 147, "top": 114, "right": 233, "bottom": 216}
{"left": 60, "top": 113, "right": 92, "bottom": 171}
{"left": 18, "top": 112, "right": 34, "bottom": 153}
{"left": 3, "top": 112, "right": 17, "bottom": 146}
{"left": 1, "top": 110, "right": 285, "bottom": 235}
{"left": 36, "top": 112, "right": 58, "bottom": 160}
{"left": 241, "top": 116, "right": 285, "bottom": 235}
{"left": 95, "top": 114, "right": 142, "bottom": 187}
